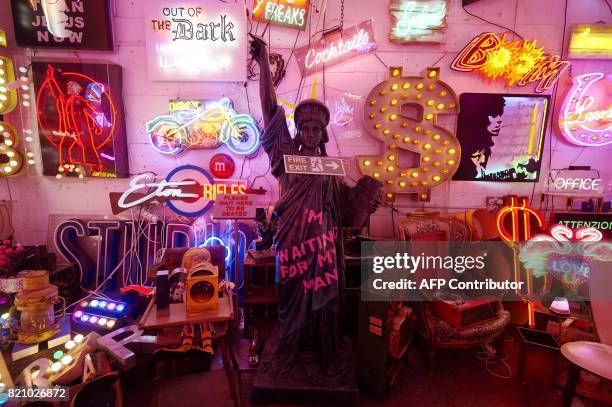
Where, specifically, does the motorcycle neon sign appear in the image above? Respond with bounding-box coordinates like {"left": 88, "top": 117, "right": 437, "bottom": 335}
{"left": 147, "top": 98, "right": 261, "bottom": 156}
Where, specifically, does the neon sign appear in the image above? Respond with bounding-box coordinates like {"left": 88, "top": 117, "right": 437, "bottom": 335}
{"left": 144, "top": 1, "right": 247, "bottom": 81}
{"left": 451, "top": 32, "right": 570, "bottom": 93}
{"left": 359, "top": 66, "right": 460, "bottom": 202}
{"left": 0, "top": 41, "right": 17, "bottom": 114}
{"left": 0, "top": 121, "right": 24, "bottom": 176}
{"left": 559, "top": 73, "right": 611, "bottom": 147}
{"left": 147, "top": 98, "right": 261, "bottom": 156}
{"left": 117, "top": 165, "right": 246, "bottom": 218}
{"left": 295, "top": 20, "right": 378, "bottom": 77}
{"left": 548, "top": 177, "right": 603, "bottom": 194}
{"left": 568, "top": 25, "right": 612, "bottom": 59}
{"left": 54, "top": 217, "right": 255, "bottom": 289}
{"left": 33, "top": 62, "right": 129, "bottom": 178}
{"left": 252, "top": 0, "right": 310, "bottom": 31}
{"left": 519, "top": 224, "right": 612, "bottom": 290}
{"left": 496, "top": 196, "right": 546, "bottom": 293}
{"left": 389, "top": 0, "right": 447, "bottom": 43}
{"left": 10, "top": 0, "right": 113, "bottom": 50}
{"left": 497, "top": 196, "right": 546, "bottom": 243}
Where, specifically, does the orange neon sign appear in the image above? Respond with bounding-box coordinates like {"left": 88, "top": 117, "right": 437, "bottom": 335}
{"left": 252, "top": 0, "right": 310, "bottom": 30}
{"left": 496, "top": 196, "right": 546, "bottom": 294}
{"left": 451, "top": 32, "right": 570, "bottom": 93}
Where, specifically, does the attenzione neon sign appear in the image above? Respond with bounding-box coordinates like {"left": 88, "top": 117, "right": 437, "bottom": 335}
{"left": 451, "top": 32, "right": 570, "bottom": 93}
{"left": 559, "top": 72, "right": 611, "bottom": 147}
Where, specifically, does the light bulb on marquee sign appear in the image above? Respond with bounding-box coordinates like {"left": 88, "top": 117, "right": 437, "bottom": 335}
{"left": 559, "top": 73, "right": 611, "bottom": 147}
{"left": 0, "top": 31, "right": 17, "bottom": 115}
{"left": 358, "top": 67, "right": 460, "bottom": 202}
{"left": 0, "top": 28, "right": 24, "bottom": 177}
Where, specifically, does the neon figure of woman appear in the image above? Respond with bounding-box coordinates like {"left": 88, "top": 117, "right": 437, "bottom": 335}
{"left": 37, "top": 65, "right": 115, "bottom": 173}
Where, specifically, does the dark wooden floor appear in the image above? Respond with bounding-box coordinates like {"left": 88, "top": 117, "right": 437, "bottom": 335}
{"left": 123, "top": 333, "right": 609, "bottom": 407}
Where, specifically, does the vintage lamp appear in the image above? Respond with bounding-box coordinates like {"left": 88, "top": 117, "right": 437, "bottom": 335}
{"left": 9, "top": 270, "right": 65, "bottom": 344}
{"left": 186, "top": 261, "right": 219, "bottom": 314}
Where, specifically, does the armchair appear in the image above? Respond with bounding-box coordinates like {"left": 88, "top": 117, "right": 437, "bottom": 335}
{"left": 398, "top": 211, "right": 511, "bottom": 371}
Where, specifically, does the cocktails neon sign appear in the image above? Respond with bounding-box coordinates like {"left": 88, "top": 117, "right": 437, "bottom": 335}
{"left": 147, "top": 98, "right": 261, "bottom": 156}
{"left": 451, "top": 32, "right": 570, "bottom": 93}
{"left": 389, "top": 0, "right": 447, "bottom": 43}
{"left": 559, "top": 73, "right": 611, "bottom": 147}
{"left": 252, "top": 0, "right": 310, "bottom": 30}
{"left": 295, "top": 20, "right": 378, "bottom": 77}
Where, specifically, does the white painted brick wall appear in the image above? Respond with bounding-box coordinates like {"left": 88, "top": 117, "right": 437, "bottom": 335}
{"left": 0, "top": 0, "right": 609, "bottom": 246}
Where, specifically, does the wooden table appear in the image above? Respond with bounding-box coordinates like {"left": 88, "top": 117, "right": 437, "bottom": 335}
{"left": 139, "top": 294, "right": 242, "bottom": 407}
{"left": 542, "top": 192, "right": 605, "bottom": 212}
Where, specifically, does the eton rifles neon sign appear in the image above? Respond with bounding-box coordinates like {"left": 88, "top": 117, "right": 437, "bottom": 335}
{"left": 295, "top": 20, "right": 377, "bottom": 77}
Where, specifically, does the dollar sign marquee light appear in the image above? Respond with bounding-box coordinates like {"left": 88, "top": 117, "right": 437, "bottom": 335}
{"left": 559, "top": 72, "right": 611, "bottom": 147}
{"left": 0, "top": 28, "right": 24, "bottom": 176}
{"left": 359, "top": 67, "right": 460, "bottom": 201}
{"left": 496, "top": 196, "right": 546, "bottom": 294}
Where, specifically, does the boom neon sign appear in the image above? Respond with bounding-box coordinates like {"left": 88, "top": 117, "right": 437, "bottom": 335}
{"left": 451, "top": 32, "right": 570, "bottom": 93}
{"left": 559, "top": 73, "right": 611, "bottom": 147}
{"left": 147, "top": 98, "right": 261, "bottom": 156}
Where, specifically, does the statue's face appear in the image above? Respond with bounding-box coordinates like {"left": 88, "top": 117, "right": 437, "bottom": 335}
{"left": 300, "top": 120, "right": 324, "bottom": 149}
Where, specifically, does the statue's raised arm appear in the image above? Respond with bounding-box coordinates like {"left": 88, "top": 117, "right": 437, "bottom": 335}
{"left": 249, "top": 35, "right": 277, "bottom": 128}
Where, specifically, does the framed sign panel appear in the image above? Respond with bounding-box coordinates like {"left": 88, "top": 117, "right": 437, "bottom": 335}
{"left": 452, "top": 93, "right": 549, "bottom": 182}
{"left": 144, "top": 0, "right": 248, "bottom": 81}
{"left": 32, "top": 61, "right": 129, "bottom": 178}
{"left": 10, "top": 0, "right": 113, "bottom": 50}
{"left": 252, "top": 0, "right": 310, "bottom": 30}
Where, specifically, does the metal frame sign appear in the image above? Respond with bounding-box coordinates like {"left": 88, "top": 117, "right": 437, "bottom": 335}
{"left": 144, "top": 1, "right": 247, "bottom": 81}
{"left": 389, "top": 0, "right": 447, "bottom": 43}
{"left": 212, "top": 194, "right": 257, "bottom": 219}
{"left": 10, "top": 0, "right": 113, "bottom": 50}
{"left": 294, "top": 20, "right": 378, "bottom": 77}
{"left": 568, "top": 25, "right": 612, "bottom": 59}
{"left": 283, "top": 155, "right": 346, "bottom": 176}
{"left": 252, "top": 0, "right": 310, "bottom": 30}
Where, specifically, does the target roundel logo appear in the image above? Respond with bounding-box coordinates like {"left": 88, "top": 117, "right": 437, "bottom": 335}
{"left": 165, "top": 165, "right": 215, "bottom": 218}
